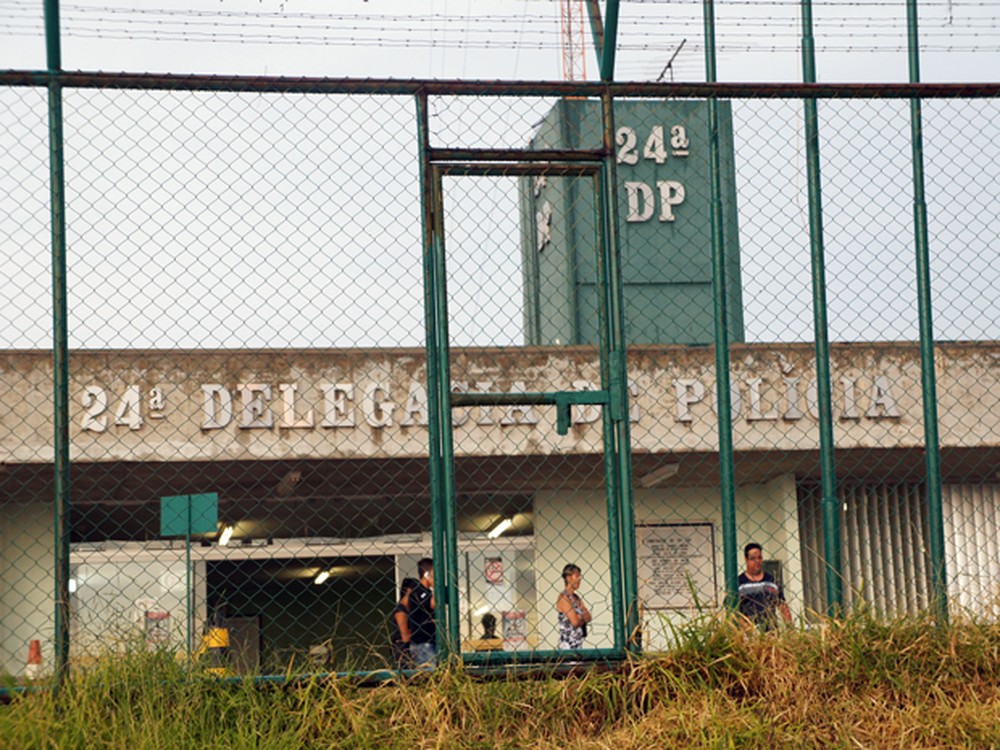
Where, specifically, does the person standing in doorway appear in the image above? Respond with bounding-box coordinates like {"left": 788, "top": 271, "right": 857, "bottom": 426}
{"left": 389, "top": 577, "right": 419, "bottom": 668}
{"left": 556, "top": 563, "right": 592, "bottom": 650}
{"left": 737, "top": 542, "right": 792, "bottom": 630}
{"left": 408, "top": 558, "right": 436, "bottom": 668}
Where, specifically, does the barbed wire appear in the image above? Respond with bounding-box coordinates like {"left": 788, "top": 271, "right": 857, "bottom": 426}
{"left": 1, "top": 0, "right": 997, "bottom": 55}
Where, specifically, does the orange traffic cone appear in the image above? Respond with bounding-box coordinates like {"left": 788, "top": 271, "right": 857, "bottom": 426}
{"left": 24, "top": 639, "right": 42, "bottom": 680}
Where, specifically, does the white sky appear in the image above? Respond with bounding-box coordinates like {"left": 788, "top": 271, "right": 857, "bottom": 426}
{"left": 1, "top": 1, "right": 998, "bottom": 350}
{"left": 3, "top": 0, "right": 999, "bottom": 82}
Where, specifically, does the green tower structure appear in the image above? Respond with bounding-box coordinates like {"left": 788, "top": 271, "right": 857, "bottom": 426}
{"left": 520, "top": 98, "right": 744, "bottom": 346}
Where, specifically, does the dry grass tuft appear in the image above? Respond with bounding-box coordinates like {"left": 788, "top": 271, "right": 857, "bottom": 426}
{"left": 2, "top": 612, "right": 999, "bottom": 748}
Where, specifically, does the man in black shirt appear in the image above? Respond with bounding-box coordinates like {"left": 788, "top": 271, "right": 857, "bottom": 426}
{"left": 408, "top": 557, "right": 436, "bottom": 668}
{"left": 737, "top": 543, "right": 792, "bottom": 630}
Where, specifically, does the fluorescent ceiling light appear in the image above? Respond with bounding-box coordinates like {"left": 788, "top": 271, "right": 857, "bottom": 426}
{"left": 218, "top": 525, "right": 235, "bottom": 546}
{"left": 487, "top": 517, "right": 513, "bottom": 539}
{"left": 637, "top": 462, "right": 680, "bottom": 488}
{"left": 314, "top": 570, "right": 330, "bottom": 585}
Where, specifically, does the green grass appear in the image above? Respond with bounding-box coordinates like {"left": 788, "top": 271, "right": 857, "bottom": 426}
{"left": 3, "top": 612, "right": 999, "bottom": 749}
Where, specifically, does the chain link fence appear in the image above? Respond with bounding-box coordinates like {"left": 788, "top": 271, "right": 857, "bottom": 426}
{"left": 1, "top": 73, "right": 998, "bottom": 682}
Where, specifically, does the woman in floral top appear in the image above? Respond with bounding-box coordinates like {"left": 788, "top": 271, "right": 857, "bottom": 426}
{"left": 556, "top": 563, "right": 592, "bottom": 649}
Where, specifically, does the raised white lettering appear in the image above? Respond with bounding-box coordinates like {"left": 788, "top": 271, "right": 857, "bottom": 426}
{"left": 674, "top": 378, "right": 704, "bottom": 423}
{"left": 866, "top": 376, "right": 900, "bottom": 418}
{"left": 629, "top": 378, "right": 641, "bottom": 423}
{"left": 475, "top": 381, "right": 494, "bottom": 425}
{"left": 500, "top": 381, "right": 538, "bottom": 426}
{"left": 670, "top": 125, "right": 690, "bottom": 155}
{"left": 616, "top": 126, "right": 639, "bottom": 165}
{"left": 451, "top": 381, "right": 469, "bottom": 427}
{"left": 113, "top": 384, "right": 143, "bottom": 430}
{"left": 320, "top": 383, "right": 355, "bottom": 428}
{"left": 656, "top": 180, "right": 685, "bottom": 222}
{"left": 238, "top": 384, "right": 273, "bottom": 429}
{"left": 840, "top": 376, "right": 860, "bottom": 420}
{"left": 80, "top": 385, "right": 108, "bottom": 433}
{"left": 364, "top": 382, "right": 394, "bottom": 428}
{"left": 148, "top": 387, "right": 166, "bottom": 418}
{"left": 536, "top": 201, "right": 553, "bottom": 252}
{"left": 711, "top": 381, "right": 743, "bottom": 420}
{"left": 746, "top": 378, "right": 778, "bottom": 421}
{"left": 782, "top": 377, "right": 803, "bottom": 421}
{"left": 625, "top": 181, "right": 655, "bottom": 223}
{"left": 400, "top": 382, "right": 429, "bottom": 426}
{"left": 571, "top": 380, "right": 601, "bottom": 425}
{"left": 200, "top": 384, "right": 232, "bottom": 430}
{"left": 807, "top": 379, "right": 819, "bottom": 420}
{"left": 278, "top": 383, "right": 315, "bottom": 429}
{"left": 643, "top": 125, "right": 667, "bottom": 164}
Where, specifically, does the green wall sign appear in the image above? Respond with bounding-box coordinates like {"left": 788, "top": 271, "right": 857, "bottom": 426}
{"left": 160, "top": 493, "right": 219, "bottom": 537}
{"left": 521, "top": 98, "right": 743, "bottom": 346}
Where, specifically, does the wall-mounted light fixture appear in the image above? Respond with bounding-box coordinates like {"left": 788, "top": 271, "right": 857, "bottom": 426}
{"left": 275, "top": 470, "right": 302, "bottom": 497}
{"left": 217, "top": 524, "right": 235, "bottom": 546}
{"left": 314, "top": 569, "right": 331, "bottom": 585}
{"left": 487, "top": 517, "right": 514, "bottom": 539}
{"left": 637, "top": 462, "right": 680, "bottom": 489}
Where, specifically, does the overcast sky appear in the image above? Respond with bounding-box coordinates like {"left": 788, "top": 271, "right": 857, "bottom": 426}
{"left": 1, "top": 1, "right": 997, "bottom": 351}
{"left": 3, "top": 0, "right": 999, "bottom": 82}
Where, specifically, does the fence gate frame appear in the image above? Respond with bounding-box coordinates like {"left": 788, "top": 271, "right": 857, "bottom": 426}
{"left": 415, "top": 90, "right": 639, "bottom": 663}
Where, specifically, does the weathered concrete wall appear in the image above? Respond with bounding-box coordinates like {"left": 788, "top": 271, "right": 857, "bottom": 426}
{"left": 0, "top": 342, "right": 996, "bottom": 464}
{"left": 0, "top": 501, "right": 54, "bottom": 678}
{"left": 533, "top": 473, "right": 803, "bottom": 651}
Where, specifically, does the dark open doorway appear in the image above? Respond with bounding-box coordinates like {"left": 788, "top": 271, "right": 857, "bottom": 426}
{"left": 206, "top": 555, "right": 396, "bottom": 672}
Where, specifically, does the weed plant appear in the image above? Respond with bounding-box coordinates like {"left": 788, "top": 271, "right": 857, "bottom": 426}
{"left": 1, "top": 611, "right": 999, "bottom": 749}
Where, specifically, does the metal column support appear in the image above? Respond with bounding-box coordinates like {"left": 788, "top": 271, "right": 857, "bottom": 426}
{"left": 801, "top": 0, "right": 843, "bottom": 615}
{"left": 416, "top": 92, "right": 459, "bottom": 661}
{"left": 598, "top": 89, "right": 639, "bottom": 651}
{"left": 702, "top": 0, "right": 739, "bottom": 610}
{"left": 906, "top": 0, "right": 948, "bottom": 624}
{"left": 583, "top": 0, "right": 622, "bottom": 83}
{"left": 44, "top": 0, "right": 71, "bottom": 687}
{"left": 599, "top": 1, "right": 621, "bottom": 82}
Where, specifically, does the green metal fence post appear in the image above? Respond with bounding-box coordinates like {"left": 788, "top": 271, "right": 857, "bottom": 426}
{"left": 598, "top": 88, "right": 638, "bottom": 653}
{"left": 702, "top": 0, "right": 739, "bottom": 610}
{"left": 44, "top": 0, "right": 71, "bottom": 687}
{"left": 801, "top": 0, "right": 843, "bottom": 616}
{"left": 906, "top": 0, "right": 948, "bottom": 625}
{"left": 186, "top": 516, "right": 192, "bottom": 662}
{"left": 434, "top": 162, "right": 461, "bottom": 660}
{"left": 599, "top": 1, "right": 621, "bottom": 83}
{"left": 416, "top": 92, "right": 446, "bottom": 662}
{"left": 585, "top": 0, "right": 605, "bottom": 62}
{"left": 602, "top": 0, "right": 639, "bottom": 655}
{"left": 416, "top": 93, "right": 459, "bottom": 662}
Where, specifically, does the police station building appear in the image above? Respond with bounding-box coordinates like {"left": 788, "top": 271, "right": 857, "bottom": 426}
{"left": 1, "top": 98, "right": 997, "bottom": 676}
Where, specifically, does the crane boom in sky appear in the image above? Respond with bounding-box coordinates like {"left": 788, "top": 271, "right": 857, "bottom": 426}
{"left": 559, "top": 0, "right": 588, "bottom": 81}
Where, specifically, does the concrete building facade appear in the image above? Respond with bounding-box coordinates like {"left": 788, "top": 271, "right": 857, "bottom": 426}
{"left": 1, "top": 341, "right": 997, "bottom": 674}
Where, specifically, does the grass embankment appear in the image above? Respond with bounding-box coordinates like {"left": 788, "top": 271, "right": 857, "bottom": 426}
{"left": 2, "top": 612, "right": 999, "bottom": 749}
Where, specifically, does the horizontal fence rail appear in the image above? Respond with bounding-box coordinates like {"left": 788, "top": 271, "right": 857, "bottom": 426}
{"left": 3, "top": 71, "right": 1000, "bottom": 98}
